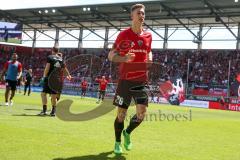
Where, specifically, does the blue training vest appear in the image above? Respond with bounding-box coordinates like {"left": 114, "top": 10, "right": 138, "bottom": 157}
{"left": 6, "top": 61, "right": 21, "bottom": 81}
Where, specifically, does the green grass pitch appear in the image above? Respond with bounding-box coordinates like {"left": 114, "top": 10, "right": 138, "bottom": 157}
{"left": 0, "top": 89, "right": 240, "bottom": 160}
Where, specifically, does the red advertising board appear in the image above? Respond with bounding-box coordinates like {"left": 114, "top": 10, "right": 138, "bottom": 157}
{"left": 209, "top": 101, "right": 240, "bottom": 112}
{"left": 228, "top": 104, "right": 240, "bottom": 112}
{"left": 209, "top": 101, "right": 227, "bottom": 110}
{"left": 192, "top": 89, "right": 209, "bottom": 95}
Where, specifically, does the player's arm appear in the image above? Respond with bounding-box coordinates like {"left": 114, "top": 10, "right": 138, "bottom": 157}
{"left": 17, "top": 70, "right": 22, "bottom": 80}
{"left": 95, "top": 77, "right": 101, "bottom": 82}
{"left": 43, "top": 63, "right": 50, "bottom": 78}
{"left": 23, "top": 76, "right": 27, "bottom": 83}
{"left": 108, "top": 31, "right": 135, "bottom": 62}
{"left": 108, "top": 48, "right": 135, "bottom": 63}
{"left": 146, "top": 51, "right": 153, "bottom": 69}
{"left": 107, "top": 76, "right": 111, "bottom": 83}
{"left": 108, "top": 48, "right": 127, "bottom": 62}
{"left": 146, "top": 33, "right": 153, "bottom": 67}
{"left": 17, "top": 64, "right": 22, "bottom": 80}
{"left": 0, "top": 68, "right": 6, "bottom": 81}
{"left": 63, "top": 66, "right": 72, "bottom": 81}
{"left": 0, "top": 62, "right": 8, "bottom": 81}
{"left": 147, "top": 51, "right": 153, "bottom": 62}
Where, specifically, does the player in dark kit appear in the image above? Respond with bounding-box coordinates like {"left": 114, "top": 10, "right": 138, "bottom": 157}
{"left": 80, "top": 78, "right": 88, "bottom": 98}
{"left": 16, "top": 75, "right": 23, "bottom": 93}
{"left": 24, "top": 69, "right": 33, "bottom": 96}
{"left": 95, "top": 76, "right": 109, "bottom": 103}
{"left": 39, "top": 47, "right": 71, "bottom": 116}
{"left": 0, "top": 53, "right": 22, "bottom": 106}
{"left": 108, "top": 4, "right": 152, "bottom": 154}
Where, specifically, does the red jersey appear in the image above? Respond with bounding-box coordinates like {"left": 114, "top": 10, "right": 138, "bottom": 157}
{"left": 114, "top": 28, "right": 152, "bottom": 82}
{"left": 81, "top": 81, "right": 88, "bottom": 89}
{"left": 96, "top": 78, "right": 109, "bottom": 91}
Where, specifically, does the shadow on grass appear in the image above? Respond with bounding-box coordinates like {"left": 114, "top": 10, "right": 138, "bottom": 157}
{"left": 53, "top": 151, "right": 126, "bottom": 160}
{"left": 12, "top": 113, "right": 51, "bottom": 117}
{"left": 24, "top": 108, "right": 43, "bottom": 111}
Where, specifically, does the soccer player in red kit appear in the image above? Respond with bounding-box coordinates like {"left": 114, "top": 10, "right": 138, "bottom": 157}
{"left": 108, "top": 4, "right": 152, "bottom": 154}
{"left": 80, "top": 78, "right": 88, "bottom": 98}
{"left": 95, "top": 76, "right": 109, "bottom": 103}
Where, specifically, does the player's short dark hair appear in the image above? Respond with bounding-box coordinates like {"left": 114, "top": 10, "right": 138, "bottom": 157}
{"left": 52, "top": 47, "right": 59, "bottom": 53}
{"left": 12, "top": 52, "right": 18, "bottom": 57}
{"left": 57, "top": 52, "right": 63, "bottom": 57}
{"left": 131, "top": 4, "right": 145, "bottom": 13}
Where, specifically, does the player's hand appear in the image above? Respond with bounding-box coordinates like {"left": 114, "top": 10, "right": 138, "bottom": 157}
{"left": 125, "top": 53, "right": 135, "bottom": 62}
{"left": 66, "top": 75, "right": 72, "bottom": 81}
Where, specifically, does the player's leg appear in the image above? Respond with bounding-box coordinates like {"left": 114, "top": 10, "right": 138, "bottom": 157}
{"left": 123, "top": 83, "right": 148, "bottom": 150}
{"left": 9, "top": 89, "right": 16, "bottom": 106}
{"left": 114, "top": 106, "right": 128, "bottom": 154}
{"left": 96, "top": 90, "right": 101, "bottom": 103}
{"left": 50, "top": 94, "right": 57, "bottom": 116}
{"left": 40, "top": 92, "right": 48, "bottom": 115}
{"left": 126, "top": 104, "right": 146, "bottom": 134}
{"left": 101, "top": 90, "right": 106, "bottom": 101}
{"left": 113, "top": 80, "right": 132, "bottom": 154}
{"left": 81, "top": 89, "right": 86, "bottom": 98}
{"left": 39, "top": 78, "right": 50, "bottom": 115}
{"left": 123, "top": 104, "right": 146, "bottom": 151}
{"left": 151, "top": 94, "right": 154, "bottom": 102}
{"left": 8, "top": 81, "right": 17, "bottom": 106}
{"left": 115, "top": 107, "right": 128, "bottom": 141}
{"left": 99, "top": 91, "right": 102, "bottom": 100}
{"left": 4, "top": 86, "right": 10, "bottom": 106}
{"left": 81, "top": 89, "right": 83, "bottom": 97}
{"left": 18, "top": 80, "right": 21, "bottom": 93}
{"left": 56, "top": 93, "right": 61, "bottom": 101}
{"left": 28, "top": 84, "right": 31, "bottom": 96}
{"left": 24, "top": 83, "right": 27, "bottom": 95}
{"left": 16, "top": 82, "right": 19, "bottom": 93}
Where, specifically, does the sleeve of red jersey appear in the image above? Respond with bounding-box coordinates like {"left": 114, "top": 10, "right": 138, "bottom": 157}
{"left": 113, "top": 31, "right": 125, "bottom": 53}
{"left": 4, "top": 62, "right": 9, "bottom": 70}
{"left": 18, "top": 63, "right": 22, "bottom": 72}
{"left": 95, "top": 78, "right": 100, "bottom": 82}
